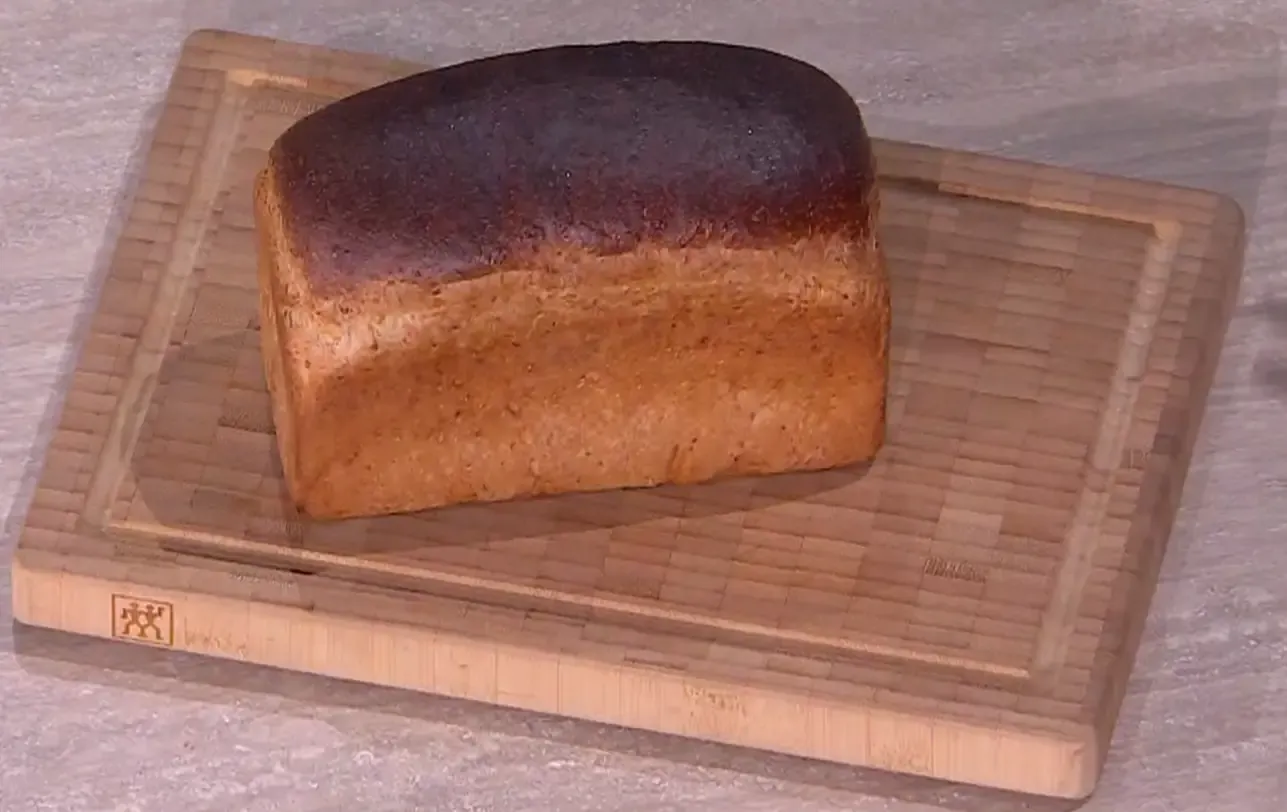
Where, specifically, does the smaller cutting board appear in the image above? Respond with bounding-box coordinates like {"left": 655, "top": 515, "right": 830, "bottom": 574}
{"left": 11, "top": 29, "right": 1245, "bottom": 799}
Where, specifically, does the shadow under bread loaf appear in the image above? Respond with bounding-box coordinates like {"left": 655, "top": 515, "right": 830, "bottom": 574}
{"left": 254, "top": 40, "right": 891, "bottom": 521}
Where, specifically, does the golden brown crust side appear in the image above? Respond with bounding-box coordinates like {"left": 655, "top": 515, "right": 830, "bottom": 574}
{"left": 255, "top": 166, "right": 889, "bottom": 520}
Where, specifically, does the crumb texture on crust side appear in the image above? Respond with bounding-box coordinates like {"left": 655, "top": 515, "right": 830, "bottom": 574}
{"left": 261, "top": 227, "right": 891, "bottom": 518}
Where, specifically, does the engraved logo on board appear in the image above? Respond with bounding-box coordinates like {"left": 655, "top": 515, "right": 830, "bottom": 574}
{"left": 111, "top": 594, "right": 175, "bottom": 647}
{"left": 251, "top": 93, "right": 328, "bottom": 119}
{"left": 1122, "top": 447, "right": 1152, "bottom": 471}
{"left": 922, "top": 555, "right": 988, "bottom": 584}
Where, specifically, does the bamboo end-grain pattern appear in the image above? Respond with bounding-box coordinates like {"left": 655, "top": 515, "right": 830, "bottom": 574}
{"left": 10, "top": 29, "right": 1245, "bottom": 799}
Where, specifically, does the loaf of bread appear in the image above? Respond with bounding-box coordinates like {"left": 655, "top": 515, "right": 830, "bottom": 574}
{"left": 254, "top": 40, "right": 891, "bottom": 521}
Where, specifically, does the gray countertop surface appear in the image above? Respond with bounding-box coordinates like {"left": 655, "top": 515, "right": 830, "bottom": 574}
{"left": 3, "top": 1, "right": 1286, "bottom": 810}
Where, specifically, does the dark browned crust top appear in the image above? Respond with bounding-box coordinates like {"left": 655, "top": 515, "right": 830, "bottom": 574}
{"left": 269, "top": 40, "right": 877, "bottom": 286}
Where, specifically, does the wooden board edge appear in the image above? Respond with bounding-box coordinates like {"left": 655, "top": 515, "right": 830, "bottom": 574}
{"left": 1085, "top": 192, "right": 1249, "bottom": 759}
{"left": 179, "top": 27, "right": 423, "bottom": 88}
{"left": 10, "top": 549, "right": 1100, "bottom": 799}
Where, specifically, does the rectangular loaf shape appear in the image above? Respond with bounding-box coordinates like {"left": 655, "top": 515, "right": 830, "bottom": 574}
{"left": 253, "top": 41, "right": 892, "bottom": 520}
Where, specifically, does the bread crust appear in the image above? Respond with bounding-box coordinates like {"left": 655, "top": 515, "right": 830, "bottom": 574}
{"left": 255, "top": 41, "right": 891, "bottom": 520}
{"left": 269, "top": 40, "right": 877, "bottom": 289}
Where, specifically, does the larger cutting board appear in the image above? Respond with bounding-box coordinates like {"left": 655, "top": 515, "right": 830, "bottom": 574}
{"left": 10, "top": 29, "right": 1245, "bottom": 799}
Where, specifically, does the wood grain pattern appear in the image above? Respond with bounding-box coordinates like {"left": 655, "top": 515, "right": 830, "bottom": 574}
{"left": 7, "top": 28, "right": 1246, "bottom": 801}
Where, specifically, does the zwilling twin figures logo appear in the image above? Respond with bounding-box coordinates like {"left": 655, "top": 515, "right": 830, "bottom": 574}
{"left": 111, "top": 594, "right": 175, "bottom": 647}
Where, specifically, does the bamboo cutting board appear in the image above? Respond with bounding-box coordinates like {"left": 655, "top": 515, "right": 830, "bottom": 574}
{"left": 10, "top": 29, "right": 1245, "bottom": 799}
